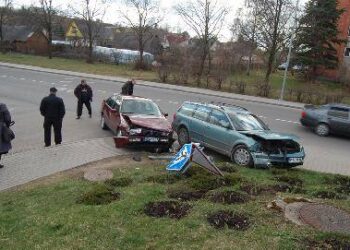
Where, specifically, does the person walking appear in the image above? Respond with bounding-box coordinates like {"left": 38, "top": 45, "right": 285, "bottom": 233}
{"left": 74, "top": 79, "right": 93, "bottom": 119}
{"left": 0, "top": 103, "right": 13, "bottom": 168}
{"left": 121, "top": 78, "right": 136, "bottom": 95}
{"left": 40, "top": 87, "right": 65, "bottom": 147}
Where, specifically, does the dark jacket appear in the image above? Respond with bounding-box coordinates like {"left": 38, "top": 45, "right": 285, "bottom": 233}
{"left": 74, "top": 84, "right": 93, "bottom": 101}
{"left": 40, "top": 94, "right": 65, "bottom": 120}
{"left": 0, "top": 103, "right": 12, "bottom": 154}
{"left": 121, "top": 81, "right": 134, "bottom": 95}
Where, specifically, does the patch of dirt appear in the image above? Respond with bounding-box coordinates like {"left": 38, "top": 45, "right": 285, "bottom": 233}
{"left": 76, "top": 184, "right": 120, "bottom": 205}
{"left": 303, "top": 238, "right": 350, "bottom": 250}
{"left": 207, "top": 210, "right": 250, "bottom": 230}
{"left": 312, "top": 190, "right": 345, "bottom": 200}
{"left": 209, "top": 191, "right": 250, "bottom": 204}
{"left": 105, "top": 177, "right": 133, "bottom": 187}
{"left": 271, "top": 182, "right": 292, "bottom": 192}
{"left": 274, "top": 175, "right": 303, "bottom": 187}
{"left": 168, "top": 189, "right": 207, "bottom": 201}
{"left": 144, "top": 201, "right": 191, "bottom": 219}
{"left": 84, "top": 169, "right": 114, "bottom": 182}
{"left": 146, "top": 174, "right": 182, "bottom": 184}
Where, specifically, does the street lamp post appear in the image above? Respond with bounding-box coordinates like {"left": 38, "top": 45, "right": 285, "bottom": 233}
{"left": 280, "top": 0, "right": 300, "bottom": 101}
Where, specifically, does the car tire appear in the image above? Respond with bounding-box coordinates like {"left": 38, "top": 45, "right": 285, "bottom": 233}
{"left": 177, "top": 127, "right": 190, "bottom": 146}
{"left": 232, "top": 145, "right": 253, "bottom": 167}
{"left": 315, "top": 123, "right": 329, "bottom": 137}
{"left": 100, "top": 115, "right": 108, "bottom": 130}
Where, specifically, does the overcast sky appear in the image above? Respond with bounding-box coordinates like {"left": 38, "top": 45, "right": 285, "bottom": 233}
{"left": 14, "top": 0, "right": 307, "bottom": 41}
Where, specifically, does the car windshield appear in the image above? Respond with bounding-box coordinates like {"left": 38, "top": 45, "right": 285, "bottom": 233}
{"left": 228, "top": 112, "right": 268, "bottom": 131}
{"left": 121, "top": 99, "right": 162, "bottom": 116}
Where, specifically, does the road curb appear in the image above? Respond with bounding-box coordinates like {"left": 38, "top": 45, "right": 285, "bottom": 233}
{"left": 0, "top": 61, "right": 304, "bottom": 110}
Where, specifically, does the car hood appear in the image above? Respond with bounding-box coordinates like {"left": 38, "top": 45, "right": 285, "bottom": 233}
{"left": 239, "top": 130, "right": 299, "bottom": 141}
{"left": 123, "top": 114, "right": 172, "bottom": 132}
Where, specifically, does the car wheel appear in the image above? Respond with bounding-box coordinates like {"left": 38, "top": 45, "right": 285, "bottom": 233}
{"left": 232, "top": 145, "right": 253, "bottom": 167}
{"left": 178, "top": 127, "right": 190, "bottom": 146}
{"left": 100, "top": 115, "right": 108, "bottom": 130}
{"left": 315, "top": 123, "right": 329, "bottom": 136}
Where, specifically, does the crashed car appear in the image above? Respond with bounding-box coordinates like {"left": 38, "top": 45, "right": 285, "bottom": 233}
{"left": 172, "top": 102, "right": 305, "bottom": 168}
{"left": 101, "top": 94, "right": 173, "bottom": 151}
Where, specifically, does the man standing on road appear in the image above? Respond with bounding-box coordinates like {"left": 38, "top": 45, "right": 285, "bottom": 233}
{"left": 121, "top": 78, "right": 136, "bottom": 95}
{"left": 74, "top": 79, "right": 93, "bottom": 119}
{"left": 40, "top": 87, "right": 65, "bottom": 147}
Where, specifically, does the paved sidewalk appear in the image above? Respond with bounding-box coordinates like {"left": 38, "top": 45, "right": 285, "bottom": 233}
{"left": 0, "top": 62, "right": 305, "bottom": 109}
{"left": 0, "top": 137, "right": 127, "bottom": 191}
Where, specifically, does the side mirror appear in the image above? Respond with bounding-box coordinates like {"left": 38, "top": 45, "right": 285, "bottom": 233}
{"left": 163, "top": 113, "right": 168, "bottom": 117}
{"left": 219, "top": 120, "right": 231, "bottom": 129}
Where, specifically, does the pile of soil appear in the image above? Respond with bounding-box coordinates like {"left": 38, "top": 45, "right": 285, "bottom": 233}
{"left": 76, "top": 185, "right": 120, "bottom": 205}
{"left": 209, "top": 191, "right": 249, "bottom": 204}
{"left": 304, "top": 238, "right": 350, "bottom": 249}
{"left": 207, "top": 210, "right": 250, "bottom": 230}
{"left": 312, "top": 190, "right": 345, "bottom": 200}
{"left": 271, "top": 183, "right": 292, "bottom": 192}
{"left": 274, "top": 175, "right": 303, "bottom": 187}
{"left": 168, "top": 190, "right": 207, "bottom": 201}
{"left": 144, "top": 201, "right": 191, "bottom": 219}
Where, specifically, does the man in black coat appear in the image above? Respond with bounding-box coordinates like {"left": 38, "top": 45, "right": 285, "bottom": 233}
{"left": 0, "top": 103, "right": 12, "bottom": 168}
{"left": 121, "top": 78, "right": 136, "bottom": 95}
{"left": 40, "top": 87, "right": 65, "bottom": 147}
{"left": 74, "top": 79, "right": 93, "bottom": 119}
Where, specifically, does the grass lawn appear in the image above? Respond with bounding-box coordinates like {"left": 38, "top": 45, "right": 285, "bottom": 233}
{"left": 0, "top": 156, "right": 349, "bottom": 250}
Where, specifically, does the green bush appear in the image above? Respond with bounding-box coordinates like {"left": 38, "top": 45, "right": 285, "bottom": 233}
{"left": 105, "top": 177, "right": 133, "bottom": 187}
{"left": 76, "top": 184, "right": 120, "bottom": 205}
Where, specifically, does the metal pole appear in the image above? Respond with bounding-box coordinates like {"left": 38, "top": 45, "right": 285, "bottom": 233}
{"left": 280, "top": 0, "right": 300, "bottom": 101}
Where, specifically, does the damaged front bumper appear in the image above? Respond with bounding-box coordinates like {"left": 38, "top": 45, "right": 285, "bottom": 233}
{"left": 251, "top": 149, "right": 305, "bottom": 169}
{"left": 113, "top": 135, "right": 173, "bottom": 149}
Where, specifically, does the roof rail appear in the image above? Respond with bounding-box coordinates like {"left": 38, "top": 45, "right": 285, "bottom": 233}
{"left": 209, "top": 101, "right": 248, "bottom": 111}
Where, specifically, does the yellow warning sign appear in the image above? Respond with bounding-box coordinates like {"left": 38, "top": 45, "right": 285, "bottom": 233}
{"left": 65, "top": 21, "right": 83, "bottom": 38}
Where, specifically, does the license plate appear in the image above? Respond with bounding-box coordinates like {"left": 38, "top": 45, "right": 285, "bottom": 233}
{"left": 144, "top": 137, "right": 159, "bottom": 142}
{"left": 288, "top": 158, "right": 303, "bottom": 163}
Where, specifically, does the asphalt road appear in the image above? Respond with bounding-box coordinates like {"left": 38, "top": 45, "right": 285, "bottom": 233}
{"left": 0, "top": 66, "right": 349, "bottom": 175}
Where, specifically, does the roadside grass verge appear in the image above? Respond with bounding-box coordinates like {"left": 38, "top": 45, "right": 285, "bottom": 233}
{"left": 1, "top": 53, "right": 349, "bottom": 104}
{"left": 0, "top": 158, "right": 349, "bottom": 250}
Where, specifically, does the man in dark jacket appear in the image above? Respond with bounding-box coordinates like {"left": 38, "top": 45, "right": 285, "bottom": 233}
{"left": 74, "top": 79, "right": 93, "bottom": 119}
{"left": 40, "top": 87, "right": 65, "bottom": 147}
{"left": 0, "top": 103, "right": 12, "bottom": 168}
{"left": 121, "top": 78, "right": 136, "bottom": 95}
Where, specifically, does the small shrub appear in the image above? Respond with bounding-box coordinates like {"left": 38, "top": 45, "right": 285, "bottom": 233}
{"left": 76, "top": 184, "right": 120, "bottom": 205}
{"left": 105, "top": 177, "right": 133, "bottom": 187}
{"left": 190, "top": 173, "right": 242, "bottom": 191}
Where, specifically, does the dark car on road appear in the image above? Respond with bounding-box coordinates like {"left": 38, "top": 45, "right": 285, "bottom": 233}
{"left": 300, "top": 103, "right": 350, "bottom": 137}
{"left": 101, "top": 94, "right": 173, "bottom": 151}
{"left": 172, "top": 102, "right": 305, "bottom": 168}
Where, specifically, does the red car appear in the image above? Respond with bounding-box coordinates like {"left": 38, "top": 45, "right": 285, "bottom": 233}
{"left": 100, "top": 94, "right": 173, "bottom": 151}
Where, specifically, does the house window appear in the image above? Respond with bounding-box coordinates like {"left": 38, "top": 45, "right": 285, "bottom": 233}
{"left": 345, "top": 48, "right": 350, "bottom": 57}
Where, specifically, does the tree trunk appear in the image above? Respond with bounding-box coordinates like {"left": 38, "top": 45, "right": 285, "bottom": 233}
{"left": 48, "top": 28, "right": 52, "bottom": 59}
{"left": 137, "top": 31, "right": 145, "bottom": 70}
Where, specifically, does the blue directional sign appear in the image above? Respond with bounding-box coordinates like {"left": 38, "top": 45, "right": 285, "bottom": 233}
{"left": 166, "top": 143, "right": 193, "bottom": 172}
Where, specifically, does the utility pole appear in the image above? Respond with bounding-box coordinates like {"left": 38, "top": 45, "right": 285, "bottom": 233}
{"left": 280, "top": 0, "right": 300, "bottom": 101}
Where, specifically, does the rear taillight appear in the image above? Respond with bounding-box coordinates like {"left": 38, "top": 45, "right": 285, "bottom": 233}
{"left": 301, "top": 111, "right": 306, "bottom": 118}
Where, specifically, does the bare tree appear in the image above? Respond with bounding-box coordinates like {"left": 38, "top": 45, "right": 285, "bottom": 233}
{"left": 235, "top": 0, "right": 261, "bottom": 76}
{"left": 71, "top": 0, "right": 106, "bottom": 63}
{"left": 34, "top": 0, "right": 58, "bottom": 59}
{"left": 118, "top": 0, "right": 161, "bottom": 70}
{"left": 0, "top": 0, "right": 12, "bottom": 50}
{"left": 256, "top": 0, "right": 292, "bottom": 84}
{"left": 175, "top": 0, "right": 228, "bottom": 84}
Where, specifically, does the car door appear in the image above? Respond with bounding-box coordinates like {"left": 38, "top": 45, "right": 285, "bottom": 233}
{"left": 104, "top": 97, "right": 120, "bottom": 132}
{"left": 204, "top": 109, "right": 233, "bottom": 155}
{"left": 189, "top": 105, "right": 211, "bottom": 143}
{"left": 327, "top": 107, "right": 349, "bottom": 135}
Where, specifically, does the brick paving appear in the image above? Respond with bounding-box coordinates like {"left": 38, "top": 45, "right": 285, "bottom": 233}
{"left": 0, "top": 137, "right": 127, "bottom": 191}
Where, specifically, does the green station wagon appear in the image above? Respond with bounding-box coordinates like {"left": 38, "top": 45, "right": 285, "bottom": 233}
{"left": 172, "top": 102, "right": 305, "bottom": 168}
